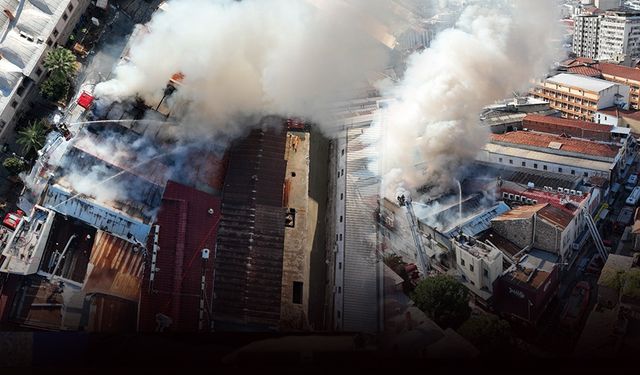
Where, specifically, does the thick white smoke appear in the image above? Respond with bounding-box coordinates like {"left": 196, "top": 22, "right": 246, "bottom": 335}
{"left": 380, "top": 0, "right": 562, "bottom": 197}
{"left": 95, "top": 0, "right": 390, "bottom": 138}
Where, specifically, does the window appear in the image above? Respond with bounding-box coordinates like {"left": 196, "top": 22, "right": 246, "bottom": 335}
{"left": 338, "top": 262, "right": 342, "bottom": 270}
{"left": 52, "top": 29, "right": 59, "bottom": 37}
{"left": 522, "top": 161, "right": 526, "bottom": 167}
{"left": 337, "top": 310, "right": 341, "bottom": 319}
{"left": 484, "top": 269, "right": 489, "bottom": 278}
{"left": 543, "top": 165, "right": 548, "bottom": 171}
{"left": 36, "top": 67, "right": 42, "bottom": 76}
{"left": 534, "top": 163, "right": 538, "bottom": 169}
{"left": 339, "top": 234, "right": 342, "bottom": 241}
{"left": 571, "top": 169, "right": 576, "bottom": 175}
{"left": 499, "top": 157, "right": 503, "bottom": 163}
{"left": 584, "top": 172, "right": 589, "bottom": 177}
{"left": 62, "top": 13, "right": 68, "bottom": 21}
{"left": 341, "top": 149, "right": 344, "bottom": 156}
{"left": 68, "top": 3, "right": 74, "bottom": 11}
{"left": 509, "top": 159, "right": 513, "bottom": 164}
{"left": 336, "top": 234, "right": 338, "bottom": 241}
{"left": 0, "top": 120, "right": 6, "bottom": 129}
{"left": 340, "top": 193, "right": 343, "bottom": 200}
{"left": 558, "top": 167, "right": 563, "bottom": 173}
{"left": 10, "top": 100, "right": 17, "bottom": 109}
{"left": 16, "top": 86, "right": 24, "bottom": 97}
{"left": 461, "top": 258, "right": 465, "bottom": 266}
{"left": 292, "top": 282, "right": 303, "bottom": 304}
{"left": 46, "top": 39, "right": 52, "bottom": 47}
{"left": 339, "top": 216, "right": 343, "bottom": 223}
{"left": 470, "top": 264, "right": 474, "bottom": 272}
{"left": 341, "top": 169, "right": 344, "bottom": 176}
{"left": 291, "top": 172, "right": 296, "bottom": 177}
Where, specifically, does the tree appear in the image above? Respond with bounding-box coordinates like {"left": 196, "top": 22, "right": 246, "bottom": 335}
{"left": 3, "top": 157, "right": 26, "bottom": 175}
{"left": 40, "top": 74, "right": 70, "bottom": 102}
{"left": 412, "top": 275, "right": 471, "bottom": 329}
{"left": 43, "top": 47, "right": 77, "bottom": 80}
{"left": 16, "top": 119, "right": 47, "bottom": 156}
{"left": 458, "top": 313, "right": 513, "bottom": 354}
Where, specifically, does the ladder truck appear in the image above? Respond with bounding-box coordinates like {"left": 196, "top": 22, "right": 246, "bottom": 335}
{"left": 397, "top": 193, "right": 430, "bottom": 277}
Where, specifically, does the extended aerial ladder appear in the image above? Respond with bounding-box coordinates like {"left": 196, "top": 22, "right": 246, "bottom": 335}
{"left": 582, "top": 207, "right": 608, "bottom": 261}
{"left": 397, "top": 194, "right": 430, "bottom": 276}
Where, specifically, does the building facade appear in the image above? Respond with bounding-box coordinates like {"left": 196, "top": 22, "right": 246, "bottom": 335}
{"left": 453, "top": 235, "right": 504, "bottom": 300}
{"left": 532, "top": 73, "right": 630, "bottom": 120}
{"left": 598, "top": 10, "right": 640, "bottom": 65}
{"left": 573, "top": 14, "right": 601, "bottom": 59}
{"left": 0, "top": 0, "right": 91, "bottom": 143}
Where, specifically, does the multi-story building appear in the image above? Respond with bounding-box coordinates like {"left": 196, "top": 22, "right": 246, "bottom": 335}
{"left": 453, "top": 235, "right": 504, "bottom": 302}
{"left": 573, "top": 13, "right": 602, "bottom": 59}
{"left": 0, "top": 0, "right": 91, "bottom": 143}
{"left": 598, "top": 10, "right": 640, "bottom": 65}
{"left": 595, "top": 0, "right": 622, "bottom": 11}
{"left": 532, "top": 73, "right": 629, "bottom": 120}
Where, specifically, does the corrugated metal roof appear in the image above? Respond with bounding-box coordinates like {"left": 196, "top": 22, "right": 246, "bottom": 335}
{"left": 82, "top": 231, "right": 145, "bottom": 301}
{"left": 213, "top": 124, "right": 287, "bottom": 330}
{"left": 138, "top": 181, "right": 221, "bottom": 332}
{"left": 483, "top": 143, "right": 614, "bottom": 172}
{"left": 342, "top": 125, "right": 382, "bottom": 333}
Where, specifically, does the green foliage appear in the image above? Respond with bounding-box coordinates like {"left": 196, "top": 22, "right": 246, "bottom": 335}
{"left": 43, "top": 47, "right": 77, "bottom": 80}
{"left": 458, "top": 314, "right": 512, "bottom": 354}
{"left": 412, "top": 274, "right": 471, "bottom": 329}
{"left": 40, "top": 74, "right": 70, "bottom": 102}
{"left": 2, "top": 157, "right": 26, "bottom": 175}
{"left": 16, "top": 119, "right": 47, "bottom": 156}
{"left": 621, "top": 268, "right": 640, "bottom": 299}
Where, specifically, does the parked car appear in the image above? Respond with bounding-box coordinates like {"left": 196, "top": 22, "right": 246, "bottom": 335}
{"left": 2, "top": 210, "right": 24, "bottom": 230}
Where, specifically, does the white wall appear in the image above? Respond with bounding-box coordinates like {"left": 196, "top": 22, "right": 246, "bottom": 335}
{"left": 454, "top": 242, "right": 503, "bottom": 293}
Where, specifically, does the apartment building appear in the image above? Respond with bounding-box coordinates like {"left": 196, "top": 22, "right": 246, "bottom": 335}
{"left": 573, "top": 13, "right": 601, "bottom": 59}
{"left": 453, "top": 235, "right": 504, "bottom": 301}
{"left": 0, "top": 0, "right": 91, "bottom": 143}
{"left": 597, "top": 62, "right": 640, "bottom": 109}
{"left": 532, "top": 73, "right": 629, "bottom": 120}
{"left": 598, "top": 10, "right": 640, "bottom": 65}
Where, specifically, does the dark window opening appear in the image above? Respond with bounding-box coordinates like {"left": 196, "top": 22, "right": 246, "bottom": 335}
{"left": 522, "top": 161, "right": 526, "bottom": 167}
{"left": 484, "top": 269, "right": 489, "bottom": 277}
{"left": 62, "top": 13, "right": 68, "bottom": 21}
{"left": 291, "top": 172, "right": 296, "bottom": 177}
{"left": 461, "top": 258, "right": 465, "bottom": 266}
{"left": 533, "top": 163, "right": 538, "bottom": 169}
{"left": 68, "top": 3, "right": 74, "bottom": 11}
{"left": 10, "top": 100, "right": 17, "bottom": 109}
{"left": 53, "top": 29, "right": 59, "bottom": 37}
{"left": 292, "top": 282, "right": 303, "bottom": 304}
{"left": 470, "top": 264, "right": 474, "bottom": 272}
{"left": 543, "top": 165, "right": 548, "bottom": 170}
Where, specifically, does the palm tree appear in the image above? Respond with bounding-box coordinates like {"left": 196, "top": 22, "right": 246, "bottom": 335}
{"left": 16, "top": 120, "right": 47, "bottom": 156}
{"left": 43, "top": 47, "right": 77, "bottom": 80}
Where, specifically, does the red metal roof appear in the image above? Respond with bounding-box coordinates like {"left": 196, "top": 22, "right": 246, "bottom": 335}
{"left": 538, "top": 204, "right": 574, "bottom": 229}
{"left": 77, "top": 92, "right": 94, "bottom": 109}
{"left": 138, "top": 181, "right": 221, "bottom": 332}
{"left": 491, "top": 131, "right": 620, "bottom": 158}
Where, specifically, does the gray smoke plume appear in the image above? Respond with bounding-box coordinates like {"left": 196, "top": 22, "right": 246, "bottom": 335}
{"left": 380, "top": 0, "right": 563, "bottom": 198}
{"left": 95, "top": 0, "right": 391, "bottom": 138}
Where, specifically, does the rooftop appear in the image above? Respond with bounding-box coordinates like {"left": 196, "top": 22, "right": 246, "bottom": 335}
{"left": 538, "top": 204, "right": 575, "bottom": 230}
{"left": 492, "top": 203, "right": 545, "bottom": 221}
{"left": 523, "top": 114, "right": 612, "bottom": 133}
{"left": 483, "top": 143, "right": 615, "bottom": 173}
{"left": 505, "top": 253, "right": 556, "bottom": 289}
{"left": 597, "top": 62, "right": 640, "bottom": 82}
{"left": 546, "top": 73, "right": 617, "bottom": 93}
{"left": 490, "top": 131, "right": 620, "bottom": 159}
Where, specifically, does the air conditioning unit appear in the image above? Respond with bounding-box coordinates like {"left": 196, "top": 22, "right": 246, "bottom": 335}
{"left": 515, "top": 195, "right": 521, "bottom": 201}
{"left": 558, "top": 187, "right": 563, "bottom": 193}
{"left": 532, "top": 200, "right": 538, "bottom": 204}
{"left": 564, "top": 188, "right": 570, "bottom": 194}
{"left": 570, "top": 190, "right": 577, "bottom": 195}
{"left": 502, "top": 192, "right": 509, "bottom": 198}
{"left": 526, "top": 198, "right": 533, "bottom": 204}
{"left": 577, "top": 191, "right": 583, "bottom": 196}
{"left": 508, "top": 194, "right": 514, "bottom": 200}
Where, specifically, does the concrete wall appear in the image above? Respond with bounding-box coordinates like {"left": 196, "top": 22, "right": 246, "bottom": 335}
{"left": 533, "top": 218, "right": 562, "bottom": 254}
{"left": 492, "top": 218, "right": 533, "bottom": 250}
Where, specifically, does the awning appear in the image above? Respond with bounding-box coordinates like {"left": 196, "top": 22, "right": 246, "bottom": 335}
{"left": 77, "top": 92, "right": 94, "bottom": 109}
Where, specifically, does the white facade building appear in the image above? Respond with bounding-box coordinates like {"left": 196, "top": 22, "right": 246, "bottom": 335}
{"left": 598, "top": 10, "right": 640, "bottom": 65}
{"left": 573, "top": 14, "right": 601, "bottom": 58}
{"left": 453, "top": 236, "right": 504, "bottom": 300}
{"left": 0, "top": 0, "right": 91, "bottom": 143}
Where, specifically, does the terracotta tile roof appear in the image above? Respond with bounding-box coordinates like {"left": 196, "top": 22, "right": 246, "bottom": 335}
{"left": 561, "top": 57, "right": 596, "bottom": 68}
{"left": 568, "top": 66, "right": 602, "bottom": 77}
{"left": 538, "top": 204, "right": 574, "bottom": 230}
{"left": 490, "top": 131, "right": 620, "bottom": 158}
{"left": 597, "top": 62, "right": 640, "bottom": 83}
{"left": 524, "top": 114, "right": 611, "bottom": 132}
